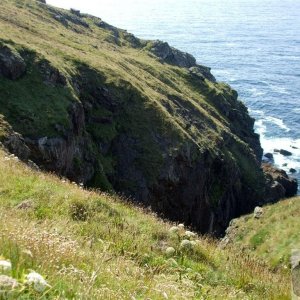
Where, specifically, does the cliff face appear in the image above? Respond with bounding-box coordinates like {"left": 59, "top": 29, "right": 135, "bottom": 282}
{"left": 0, "top": 0, "right": 296, "bottom": 235}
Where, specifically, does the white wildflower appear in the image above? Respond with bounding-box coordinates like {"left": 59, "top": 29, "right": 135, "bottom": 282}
{"left": 26, "top": 271, "right": 50, "bottom": 292}
{"left": 0, "top": 260, "right": 12, "bottom": 272}
{"left": 0, "top": 275, "right": 18, "bottom": 290}
{"left": 165, "top": 247, "right": 175, "bottom": 257}
{"left": 184, "top": 230, "right": 196, "bottom": 238}
{"left": 166, "top": 258, "right": 178, "bottom": 267}
{"left": 169, "top": 226, "right": 179, "bottom": 234}
{"left": 180, "top": 239, "right": 192, "bottom": 250}
{"left": 178, "top": 224, "right": 184, "bottom": 229}
{"left": 190, "top": 241, "right": 197, "bottom": 247}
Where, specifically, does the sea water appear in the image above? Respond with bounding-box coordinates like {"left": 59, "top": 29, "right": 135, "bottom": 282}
{"left": 48, "top": 0, "right": 300, "bottom": 192}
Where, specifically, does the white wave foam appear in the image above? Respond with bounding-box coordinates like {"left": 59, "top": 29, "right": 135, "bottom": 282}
{"left": 248, "top": 87, "right": 265, "bottom": 97}
{"left": 264, "top": 116, "right": 290, "bottom": 132}
{"left": 254, "top": 116, "right": 290, "bottom": 140}
{"left": 269, "top": 85, "right": 290, "bottom": 95}
{"left": 255, "top": 119, "right": 267, "bottom": 136}
{"left": 292, "top": 108, "right": 300, "bottom": 113}
{"left": 248, "top": 108, "right": 265, "bottom": 116}
{"left": 260, "top": 137, "right": 300, "bottom": 173}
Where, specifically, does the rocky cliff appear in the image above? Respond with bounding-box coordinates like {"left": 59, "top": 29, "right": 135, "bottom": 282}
{"left": 0, "top": 0, "right": 297, "bottom": 235}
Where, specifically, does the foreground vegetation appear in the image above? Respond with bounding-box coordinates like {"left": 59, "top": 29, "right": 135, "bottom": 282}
{"left": 0, "top": 149, "right": 290, "bottom": 299}
{"left": 228, "top": 195, "right": 300, "bottom": 270}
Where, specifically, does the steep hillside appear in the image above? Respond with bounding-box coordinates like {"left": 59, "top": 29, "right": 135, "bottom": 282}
{"left": 0, "top": 149, "right": 290, "bottom": 299}
{"left": 223, "top": 196, "right": 300, "bottom": 270}
{"left": 0, "top": 0, "right": 297, "bottom": 235}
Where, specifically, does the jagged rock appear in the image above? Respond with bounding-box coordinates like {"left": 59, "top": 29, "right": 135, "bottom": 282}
{"left": 38, "top": 60, "right": 67, "bottom": 86}
{"left": 22, "top": 101, "right": 95, "bottom": 184}
{"left": 189, "top": 66, "right": 216, "bottom": 82}
{"left": 264, "top": 153, "right": 274, "bottom": 160}
{"left": 253, "top": 206, "right": 263, "bottom": 218}
{"left": 0, "top": 117, "right": 30, "bottom": 160}
{"left": 54, "top": 15, "right": 68, "bottom": 27}
{"left": 0, "top": 45, "right": 26, "bottom": 80}
{"left": 292, "top": 265, "right": 300, "bottom": 297}
{"left": 279, "top": 149, "right": 292, "bottom": 156}
{"left": 123, "top": 32, "right": 141, "bottom": 48}
{"left": 149, "top": 40, "right": 196, "bottom": 68}
{"left": 263, "top": 163, "right": 298, "bottom": 198}
{"left": 48, "top": 6, "right": 89, "bottom": 28}
{"left": 292, "top": 250, "right": 300, "bottom": 297}
{"left": 36, "top": 0, "right": 46, "bottom": 3}
{"left": 70, "top": 8, "right": 81, "bottom": 16}
{"left": 290, "top": 168, "right": 297, "bottom": 174}
{"left": 291, "top": 249, "right": 300, "bottom": 269}
{"left": 3, "top": 133, "right": 30, "bottom": 161}
{"left": 27, "top": 160, "right": 40, "bottom": 171}
{"left": 269, "top": 181, "right": 286, "bottom": 200}
{"left": 16, "top": 200, "right": 34, "bottom": 210}
{"left": 219, "top": 218, "right": 239, "bottom": 248}
{"left": 147, "top": 41, "right": 216, "bottom": 81}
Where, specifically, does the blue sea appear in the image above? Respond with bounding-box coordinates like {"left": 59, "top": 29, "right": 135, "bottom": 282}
{"left": 49, "top": 0, "right": 300, "bottom": 192}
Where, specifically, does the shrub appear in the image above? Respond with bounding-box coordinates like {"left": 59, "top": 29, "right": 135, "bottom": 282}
{"left": 69, "top": 200, "right": 89, "bottom": 221}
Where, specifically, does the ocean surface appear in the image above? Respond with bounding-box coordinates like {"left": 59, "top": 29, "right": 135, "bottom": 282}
{"left": 48, "top": 0, "right": 300, "bottom": 192}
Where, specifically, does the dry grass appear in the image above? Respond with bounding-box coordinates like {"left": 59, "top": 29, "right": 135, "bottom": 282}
{"left": 228, "top": 196, "right": 300, "bottom": 271}
{"left": 0, "top": 149, "right": 290, "bottom": 299}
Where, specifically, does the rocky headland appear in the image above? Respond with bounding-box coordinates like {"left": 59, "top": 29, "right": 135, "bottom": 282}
{"left": 0, "top": 0, "right": 297, "bottom": 236}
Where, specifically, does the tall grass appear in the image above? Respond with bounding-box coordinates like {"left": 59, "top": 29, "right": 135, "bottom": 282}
{"left": 0, "top": 149, "right": 290, "bottom": 299}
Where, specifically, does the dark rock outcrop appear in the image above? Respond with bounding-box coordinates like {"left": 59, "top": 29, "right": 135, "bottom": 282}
{"left": 38, "top": 60, "right": 67, "bottom": 86}
{"left": 264, "top": 153, "right": 274, "bottom": 160}
{"left": 150, "top": 40, "right": 196, "bottom": 68}
{"left": 264, "top": 180, "right": 286, "bottom": 202}
{"left": 0, "top": 45, "right": 267, "bottom": 236}
{"left": 263, "top": 163, "right": 298, "bottom": 199}
{"left": 279, "top": 149, "right": 292, "bottom": 156}
{"left": 49, "top": 6, "right": 89, "bottom": 28}
{"left": 148, "top": 40, "right": 216, "bottom": 82}
{"left": 23, "top": 102, "right": 96, "bottom": 184}
{"left": 70, "top": 8, "right": 81, "bottom": 16}
{"left": 0, "top": 116, "right": 30, "bottom": 161}
{"left": 189, "top": 66, "right": 216, "bottom": 82}
{"left": 0, "top": 45, "right": 26, "bottom": 80}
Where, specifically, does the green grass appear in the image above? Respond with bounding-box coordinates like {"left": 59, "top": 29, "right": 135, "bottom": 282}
{"left": 228, "top": 196, "right": 300, "bottom": 270}
{"left": 0, "top": 0, "right": 265, "bottom": 195}
{"left": 0, "top": 49, "right": 74, "bottom": 137}
{"left": 0, "top": 149, "right": 290, "bottom": 299}
{"left": 0, "top": 0, "right": 253, "bottom": 146}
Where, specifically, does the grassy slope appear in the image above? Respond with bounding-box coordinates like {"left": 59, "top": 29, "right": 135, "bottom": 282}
{"left": 0, "top": 0, "right": 240, "bottom": 147}
{"left": 229, "top": 196, "right": 300, "bottom": 270}
{"left": 0, "top": 149, "right": 289, "bottom": 299}
{"left": 0, "top": 0, "right": 265, "bottom": 205}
